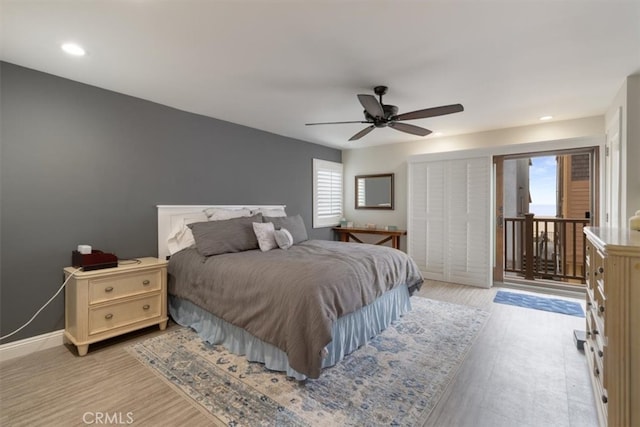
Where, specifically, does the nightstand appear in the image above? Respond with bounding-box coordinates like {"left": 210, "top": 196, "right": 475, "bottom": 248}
{"left": 63, "top": 257, "right": 168, "bottom": 356}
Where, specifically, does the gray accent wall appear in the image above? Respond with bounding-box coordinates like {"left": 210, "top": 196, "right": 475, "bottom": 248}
{"left": 0, "top": 62, "right": 341, "bottom": 343}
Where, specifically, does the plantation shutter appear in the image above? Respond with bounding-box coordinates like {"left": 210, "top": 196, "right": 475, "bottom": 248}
{"left": 313, "top": 159, "right": 343, "bottom": 228}
{"left": 408, "top": 156, "right": 492, "bottom": 288}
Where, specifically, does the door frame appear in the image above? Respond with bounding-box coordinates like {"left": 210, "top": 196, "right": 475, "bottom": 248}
{"left": 493, "top": 145, "right": 601, "bottom": 284}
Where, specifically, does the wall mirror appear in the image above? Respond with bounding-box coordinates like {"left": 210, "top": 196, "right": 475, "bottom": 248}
{"left": 355, "top": 173, "right": 394, "bottom": 210}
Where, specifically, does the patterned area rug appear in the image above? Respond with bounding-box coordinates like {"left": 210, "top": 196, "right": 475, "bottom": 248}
{"left": 493, "top": 290, "right": 584, "bottom": 317}
{"left": 127, "top": 297, "right": 489, "bottom": 426}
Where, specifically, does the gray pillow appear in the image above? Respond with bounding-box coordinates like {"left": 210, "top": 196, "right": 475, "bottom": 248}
{"left": 188, "top": 214, "right": 262, "bottom": 256}
{"left": 264, "top": 214, "right": 308, "bottom": 244}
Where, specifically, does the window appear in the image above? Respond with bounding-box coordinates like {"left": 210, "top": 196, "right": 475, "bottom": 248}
{"left": 313, "top": 158, "right": 343, "bottom": 228}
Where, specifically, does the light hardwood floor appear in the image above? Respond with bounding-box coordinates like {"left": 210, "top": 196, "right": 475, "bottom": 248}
{"left": 0, "top": 281, "right": 597, "bottom": 427}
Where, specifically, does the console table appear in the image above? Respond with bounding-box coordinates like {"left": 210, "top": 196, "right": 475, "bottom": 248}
{"left": 332, "top": 227, "right": 407, "bottom": 250}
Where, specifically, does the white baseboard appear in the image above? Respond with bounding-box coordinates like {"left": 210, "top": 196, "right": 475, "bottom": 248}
{"left": 0, "top": 329, "right": 65, "bottom": 362}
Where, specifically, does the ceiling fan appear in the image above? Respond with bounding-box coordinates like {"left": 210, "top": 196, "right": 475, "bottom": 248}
{"left": 306, "top": 86, "right": 464, "bottom": 141}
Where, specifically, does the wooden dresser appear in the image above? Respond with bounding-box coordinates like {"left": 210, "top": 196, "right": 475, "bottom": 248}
{"left": 583, "top": 227, "right": 640, "bottom": 427}
{"left": 64, "top": 257, "right": 168, "bottom": 356}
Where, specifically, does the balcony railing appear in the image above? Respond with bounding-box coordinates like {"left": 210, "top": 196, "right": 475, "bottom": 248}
{"left": 504, "top": 214, "right": 591, "bottom": 283}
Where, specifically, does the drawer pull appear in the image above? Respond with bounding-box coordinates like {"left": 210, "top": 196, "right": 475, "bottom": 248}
{"left": 142, "top": 280, "right": 150, "bottom": 285}
{"left": 590, "top": 346, "right": 594, "bottom": 352}
{"left": 105, "top": 313, "right": 113, "bottom": 320}
{"left": 599, "top": 305, "right": 605, "bottom": 313}
{"left": 602, "top": 395, "right": 608, "bottom": 404}
{"left": 143, "top": 304, "right": 151, "bottom": 310}
{"left": 598, "top": 350, "right": 603, "bottom": 358}
{"left": 595, "top": 367, "right": 600, "bottom": 376}
{"left": 593, "top": 329, "right": 598, "bottom": 335}
{"left": 586, "top": 301, "right": 592, "bottom": 307}
{"left": 598, "top": 266, "right": 604, "bottom": 274}
{"left": 105, "top": 286, "right": 114, "bottom": 292}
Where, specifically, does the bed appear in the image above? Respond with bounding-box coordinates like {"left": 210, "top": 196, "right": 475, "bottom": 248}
{"left": 158, "top": 205, "right": 424, "bottom": 380}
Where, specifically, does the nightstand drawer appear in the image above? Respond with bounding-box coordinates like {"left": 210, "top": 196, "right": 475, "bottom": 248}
{"left": 89, "top": 270, "right": 161, "bottom": 303}
{"left": 89, "top": 294, "right": 161, "bottom": 335}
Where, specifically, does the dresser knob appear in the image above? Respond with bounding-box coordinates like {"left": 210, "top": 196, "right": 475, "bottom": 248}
{"left": 587, "top": 301, "right": 592, "bottom": 307}
{"left": 142, "top": 280, "right": 150, "bottom": 285}
{"left": 105, "top": 286, "right": 114, "bottom": 292}
{"left": 143, "top": 304, "right": 150, "bottom": 310}
{"left": 593, "top": 329, "right": 599, "bottom": 335}
{"left": 598, "top": 266, "right": 604, "bottom": 274}
{"left": 595, "top": 367, "right": 600, "bottom": 376}
{"left": 105, "top": 313, "right": 113, "bottom": 320}
{"left": 598, "top": 350, "right": 603, "bottom": 358}
{"left": 602, "top": 395, "right": 608, "bottom": 404}
{"left": 599, "top": 305, "right": 605, "bottom": 313}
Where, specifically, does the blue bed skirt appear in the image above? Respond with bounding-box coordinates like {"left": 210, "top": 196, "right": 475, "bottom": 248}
{"left": 168, "top": 284, "right": 412, "bottom": 380}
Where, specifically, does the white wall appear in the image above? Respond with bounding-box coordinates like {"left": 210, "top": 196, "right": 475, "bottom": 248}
{"left": 629, "top": 76, "right": 640, "bottom": 222}
{"left": 342, "top": 115, "right": 604, "bottom": 239}
{"left": 604, "top": 75, "right": 640, "bottom": 226}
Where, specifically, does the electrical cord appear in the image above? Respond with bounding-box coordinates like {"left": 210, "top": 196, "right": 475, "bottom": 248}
{"left": 118, "top": 258, "right": 141, "bottom": 266}
{"left": 0, "top": 267, "right": 82, "bottom": 341}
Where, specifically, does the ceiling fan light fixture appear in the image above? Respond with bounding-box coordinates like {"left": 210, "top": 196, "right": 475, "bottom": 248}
{"left": 61, "top": 43, "right": 86, "bottom": 56}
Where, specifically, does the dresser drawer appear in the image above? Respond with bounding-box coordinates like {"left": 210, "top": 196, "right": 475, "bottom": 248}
{"left": 89, "top": 294, "right": 161, "bottom": 335}
{"left": 89, "top": 270, "right": 161, "bottom": 304}
{"left": 587, "top": 308, "right": 606, "bottom": 341}
{"left": 589, "top": 349, "right": 608, "bottom": 402}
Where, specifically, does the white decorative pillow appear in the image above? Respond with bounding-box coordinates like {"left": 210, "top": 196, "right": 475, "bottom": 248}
{"left": 167, "top": 212, "right": 208, "bottom": 255}
{"left": 252, "top": 222, "right": 278, "bottom": 252}
{"left": 252, "top": 207, "right": 287, "bottom": 217}
{"left": 204, "top": 207, "right": 252, "bottom": 221}
{"left": 274, "top": 228, "right": 294, "bottom": 250}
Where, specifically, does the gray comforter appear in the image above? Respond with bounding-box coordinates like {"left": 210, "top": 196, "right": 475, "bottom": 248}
{"left": 168, "top": 240, "right": 423, "bottom": 378}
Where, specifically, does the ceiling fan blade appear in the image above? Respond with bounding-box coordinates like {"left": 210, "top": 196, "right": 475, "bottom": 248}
{"left": 306, "top": 120, "right": 370, "bottom": 126}
{"left": 388, "top": 122, "right": 432, "bottom": 137}
{"left": 349, "top": 125, "right": 375, "bottom": 141}
{"left": 392, "top": 104, "right": 464, "bottom": 121}
{"left": 357, "top": 94, "right": 385, "bottom": 118}
{"left": 305, "top": 120, "right": 370, "bottom": 126}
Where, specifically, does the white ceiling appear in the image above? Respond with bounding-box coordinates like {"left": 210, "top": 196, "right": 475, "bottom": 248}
{"left": 2, "top": 1, "right": 639, "bottom": 149}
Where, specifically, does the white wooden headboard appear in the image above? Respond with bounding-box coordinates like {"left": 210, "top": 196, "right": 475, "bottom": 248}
{"left": 157, "top": 205, "right": 286, "bottom": 260}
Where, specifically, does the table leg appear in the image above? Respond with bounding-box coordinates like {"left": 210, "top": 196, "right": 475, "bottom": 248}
{"left": 392, "top": 236, "right": 400, "bottom": 249}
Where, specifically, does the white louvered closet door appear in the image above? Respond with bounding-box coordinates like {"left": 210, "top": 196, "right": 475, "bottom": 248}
{"left": 409, "top": 156, "right": 492, "bottom": 288}
{"left": 408, "top": 161, "right": 446, "bottom": 279}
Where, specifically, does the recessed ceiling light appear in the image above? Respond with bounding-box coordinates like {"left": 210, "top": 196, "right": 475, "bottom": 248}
{"left": 539, "top": 115, "right": 553, "bottom": 121}
{"left": 61, "top": 43, "right": 86, "bottom": 56}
